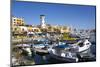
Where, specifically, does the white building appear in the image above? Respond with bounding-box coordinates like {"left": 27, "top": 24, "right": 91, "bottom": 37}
{"left": 40, "top": 15, "right": 46, "bottom": 28}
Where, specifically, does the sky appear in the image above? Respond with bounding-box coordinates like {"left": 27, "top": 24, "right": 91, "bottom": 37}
{"left": 12, "top": 0, "right": 96, "bottom": 29}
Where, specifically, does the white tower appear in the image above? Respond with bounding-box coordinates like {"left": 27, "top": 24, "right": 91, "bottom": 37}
{"left": 40, "top": 15, "right": 46, "bottom": 28}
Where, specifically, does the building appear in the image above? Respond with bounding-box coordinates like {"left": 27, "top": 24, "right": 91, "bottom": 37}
{"left": 11, "top": 15, "right": 72, "bottom": 37}
{"left": 40, "top": 15, "right": 46, "bottom": 28}
{"left": 12, "top": 16, "right": 25, "bottom": 26}
{"left": 32, "top": 27, "right": 41, "bottom": 33}
{"left": 60, "top": 26, "right": 71, "bottom": 33}
{"left": 11, "top": 16, "right": 26, "bottom": 34}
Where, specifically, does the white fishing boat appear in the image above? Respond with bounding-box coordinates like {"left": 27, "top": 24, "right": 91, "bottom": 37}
{"left": 15, "top": 44, "right": 32, "bottom": 56}
{"left": 32, "top": 38, "right": 49, "bottom": 48}
{"left": 16, "top": 44, "right": 30, "bottom": 47}
{"left": 48, "top": 39, "right": 92, "bottom": 62}
{"left": 33, "top": 44, "right": 46, "bottom": 49}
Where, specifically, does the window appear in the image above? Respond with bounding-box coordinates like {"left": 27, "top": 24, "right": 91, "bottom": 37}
{"left": 22, "top": 28, "right": 24, "bottom": 31}
{"left": 78, "top": 42, "right": 84, "bottom": 47}
{"left": 34, "top": 29, "right": 38, "bottom": 32}
{"left": 14, "top": 19, "right": 16, "bottom": 21}
{"left": 14, "top": 28, "right": 17, "bottom": 31}
{"left": 86, "top": 43, "right": 89, "bottom": 45}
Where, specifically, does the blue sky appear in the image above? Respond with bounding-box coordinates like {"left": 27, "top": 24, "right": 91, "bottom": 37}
{"left": 12, "top": 0, "right": 96, "bottom": 29}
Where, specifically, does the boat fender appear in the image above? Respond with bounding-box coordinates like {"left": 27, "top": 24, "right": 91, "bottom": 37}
{"left": 75, "top": 58, "right": 79, "bottom": 62}
{"left": 61, "top": 53, "right": 66, "bottom": 57}
{"left": 52, "top": 49, "right": 56, "bottom": 54}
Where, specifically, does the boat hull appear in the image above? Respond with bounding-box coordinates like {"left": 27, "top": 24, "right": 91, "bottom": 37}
{"left": 49, "top": 52, "right": 78, "bottom": 63}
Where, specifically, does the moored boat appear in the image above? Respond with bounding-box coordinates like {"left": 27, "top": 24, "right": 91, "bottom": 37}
{"left": 48, "top": 38, "right": 92, "bottom": 62}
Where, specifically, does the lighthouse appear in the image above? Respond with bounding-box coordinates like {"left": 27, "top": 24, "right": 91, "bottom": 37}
{"left": 40, "top": 15, "right": 46, "bottom": 28}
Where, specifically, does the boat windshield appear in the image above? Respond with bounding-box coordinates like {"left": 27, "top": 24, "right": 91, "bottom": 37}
{"left": 78, "top": 42, "right": 84, "bottom": 47}
{"left": 55, "top": 45, "right": 70, "bottom": 48}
